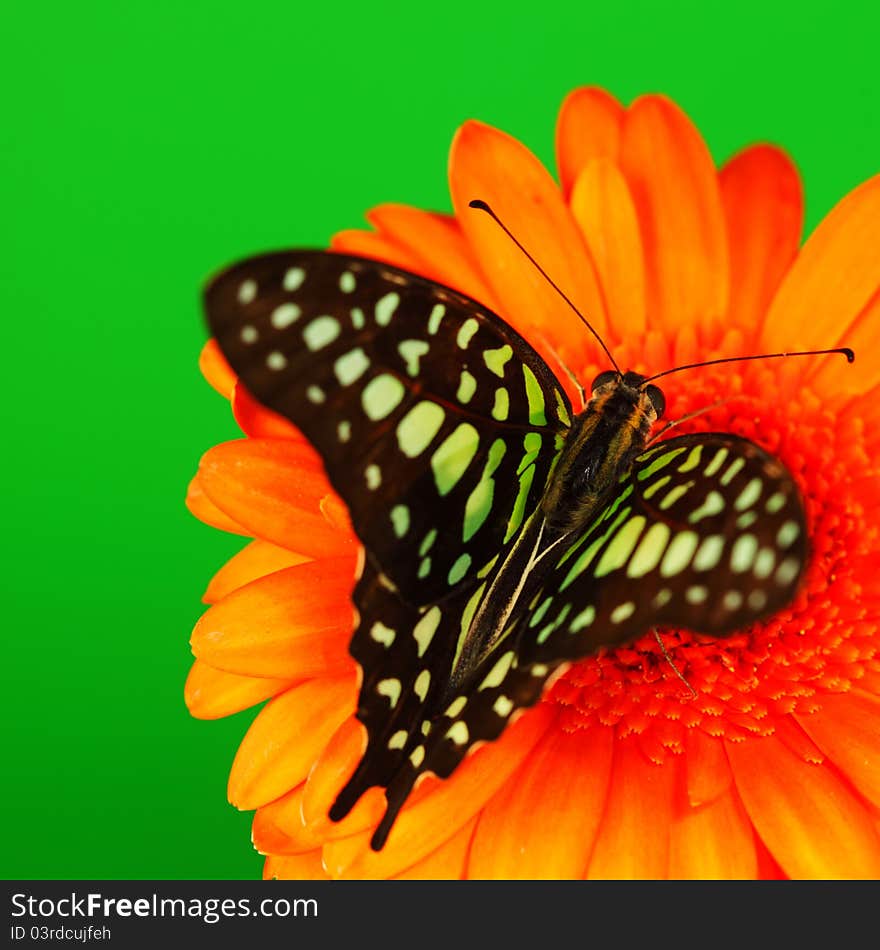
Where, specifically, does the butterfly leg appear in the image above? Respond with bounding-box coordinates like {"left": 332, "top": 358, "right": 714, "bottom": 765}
{"left": 651, "top": 629, "right": 697, "bottom": 699}
{"left": 648, "top": 399, "right": 728, "bottom": 443}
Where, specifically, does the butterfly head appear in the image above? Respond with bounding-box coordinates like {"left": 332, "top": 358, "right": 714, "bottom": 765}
{"left": 590, "top": 369, "right": 666, "bottom": 422}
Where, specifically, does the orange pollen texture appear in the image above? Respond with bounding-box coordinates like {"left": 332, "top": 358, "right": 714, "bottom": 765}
{"left": 543, "top": 327, "right": 879, "bottom": 760}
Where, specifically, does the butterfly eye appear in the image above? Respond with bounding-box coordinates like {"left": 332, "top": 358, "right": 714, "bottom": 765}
{"left": 591, "top": 370, "right": 618, "bottom": 392}
{"left": 645, "top": 384, "right": 665, "bottom": 419}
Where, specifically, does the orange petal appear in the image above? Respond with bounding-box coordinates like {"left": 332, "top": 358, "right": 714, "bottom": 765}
{"left": 199, "top": 338, "right": 237, "bottom": 399}
{"left": 330, "top": 229, "right": 426, "bottom": 273}
{"left": 394, "top": 816, "right": 477, "bottom": 880}
{"left": 586, "top": 737, "right": 678, "bottom": 879}
{"left": 366, "top": 205, "right": 501, "bottom": 310}
{"left": 570, "top": 158, "right": 647, "bottom": 337}
{"left": 763, "top": 174, "right": 880, "bottom": 395}
{"left": 795, "top": 690, "right": 880, "bottom": 809}
{"left": 232, "top": 383, "right": 305, "bottom": 441}
{"left": 185, "top": 474, "right": 249, "bottom": 536}
{"left": 719, "top": 145, "right": 803, "bottom": 338}
{"left": 203, "top": 539, "right": 312, "bottom": 604}
{"left": 726, "top": 733, "right": 880, "bottom": 878}
{"left": 254, "top": 781, "right": 384, "bottom": 855}
{"left": 619, "top": 95, "right": 729, "bottom": 335}
{"left": 322, "top": 705, "right": 557, "bottom": 879}
{"left": 184, "top": 659, "right": 294, "bottom": 720}
{"left": 684, "top": 729, "right": 733, "bottom": 806}
{"left": 191, "top": 557, "right": 357, "bottom": 679}
{"left": 669, "top": 784, "right": 758, "bottom": 879}
{"left": 229, "top": 675, "right": 356, "bottom": 810}
{"left": 196, "top": 439, "right": 354, "bottom": 558}
{"left": 253, "top": 785, "right": 314, "bottom": 854}
{"left": 468, "top": 725, "right": 613, "bottom": 878}
{"left": 263, "top": 849, "right": 329, "bottom": 880}
{"left": 449, "top": 119, "right": 609, "bottom": 350}
{"left": 555, "top": 86, "right": 624, "bottom": 198}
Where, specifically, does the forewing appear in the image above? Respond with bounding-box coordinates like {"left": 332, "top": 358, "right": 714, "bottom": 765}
{"left": 204, "top": 251, "right": 571, "bottom": 605}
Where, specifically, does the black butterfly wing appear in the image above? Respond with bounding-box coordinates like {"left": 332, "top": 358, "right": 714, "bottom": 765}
{"left": 204, "top": 251, "right": 571, "bottom": 606}
{"left": 355, "top": 432, "right": 808, "bottom": 847}
{"left": 204, "top": 251, "right": 573, "bottom": 848}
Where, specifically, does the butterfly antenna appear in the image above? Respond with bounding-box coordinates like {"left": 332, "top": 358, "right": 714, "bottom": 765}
{"left": 643, "top": 347, "right": 854, "bottom": 384}
{"left": 469, "top": 199, "right": 621, "bottom": 374}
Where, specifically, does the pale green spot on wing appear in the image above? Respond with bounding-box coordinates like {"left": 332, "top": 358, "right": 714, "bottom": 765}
{"left": 398, "top": 339, "right": 430, "bottom": 377}
{"left": 660, "top": 530, "right": 699, "bottom": 578}
{"left": 428, "top": 303, "right": 445, "bottom": 335}
{"left": 448, "top": 552, "right": 472, "bottom": 585}
{"left": 369, "top": 622, "right": 396, "bottom": 646}
{"left": 554, "top": 390, "right": 571, "bottom": 427}
{"left": 480, "top": 651, "right": 514, "bottom": 689}
{"left": 522, "top": 365, "right": 547, "bottom": 426}
{"left": 456, "top": 317, "right": 479, "bottom": 349}
{"left": 688, "top": 490, "right": 725, "bottom": 523}
{"left": 594, "top": 515, "right": 647, "bottom": 577}
{"left": 334, "top": 348, "right": 370, "bottom": 386}
{"left": 570, "top": 605, "right": 596, "bottom": 632}
{"left": 397, "top": 401, "right": 446, "bottom": 457}
{"left": 643, "top": 474, "right": 671, "bottom": 500}
{"left": 414, "top": 669, "right": 431, "bottom": 701}
{"left": 419, "top": 529, "right": 438, "bottom": 557}
{"left": 626, "top": 522, "right": 671, "bottom": 578}
{"left": 734, "top": 477, "right": 763, "bottom": 511}
{"left": 446, "top": 721, "right": 469, "bottom": 745}
{"left": 413, "top": 607, "right": 441, "bottom": 657}
{"left": 720, "top": 457, "right": 746, "bottom": 486}
{"left": 362, "top": 374, "right": 405, "bottom": 421}
{"left": 504, "top": 463, "right": 535, "bottom": 544}
{"left": 659, "top": 480, "right": 695, "bottom": 510}
{"left": 703, "top": 448, "right": 729, "bottom": 477}
{"left": 303, "top": 315, "right": 341, "bottom": 351}
{"left": 483, "top": 343, "right": 512, "bottom": 377}
{"left": 765, "top": 492, "right": 786, "bottom": 514}
{"left": 731, "top": 534, "right": 758, "bottom": 573}
{"left": 463, "top": 438, "right": 507, "bottom": 542}
{"left": 777, "top": 520, "right": 800, "bottom": 548}
{"left": 678, "top": 445, "right": 703, "bottom": 473}
{"left": 375, "top": 292, "right": 400, "bottom": 326}
{"left": 390, "top": 504, "right": 410, "bottom": 538}
{"left": 377, "top": 678, "right": 402, "bottom": 707}
{"left": 457, "top": 370, "right": 477, "bottom": 404}
{"left": 492, "top": 387, "right": 510, "bottom": 421}
{"left": 610, "top": 601, "right": 635, "bottom": 623}
{"left": 430, "top": 423, "right": 480, "bottom": 496}
{"left": 693, "top": 534, "right": 724, "bottom": 572}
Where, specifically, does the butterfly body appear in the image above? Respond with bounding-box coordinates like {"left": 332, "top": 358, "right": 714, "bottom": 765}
{"left": 204, "top": 250, "right": 808, "bottom": 850}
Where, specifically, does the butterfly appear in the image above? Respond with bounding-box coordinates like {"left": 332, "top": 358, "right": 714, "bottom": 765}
{"left": 204, "top": 246, "right": 818, "bottom": 850}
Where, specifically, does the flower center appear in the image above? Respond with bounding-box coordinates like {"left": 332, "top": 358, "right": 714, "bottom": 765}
{"left": 543, "top": 328, "right": 878, "bottom": 754}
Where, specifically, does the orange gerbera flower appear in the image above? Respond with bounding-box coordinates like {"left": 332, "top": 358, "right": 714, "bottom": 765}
{"left": 186, "top": 87, "right": 880, "bottom": 879}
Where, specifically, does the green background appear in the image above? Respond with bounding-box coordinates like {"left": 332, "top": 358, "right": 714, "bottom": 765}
{"left": 2, "top": 1, "right": 877, "bottom": 879}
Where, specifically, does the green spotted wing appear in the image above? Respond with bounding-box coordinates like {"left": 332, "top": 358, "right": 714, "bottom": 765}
{"left": 204, "top": 251, "right": 574, "bottom": 847}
